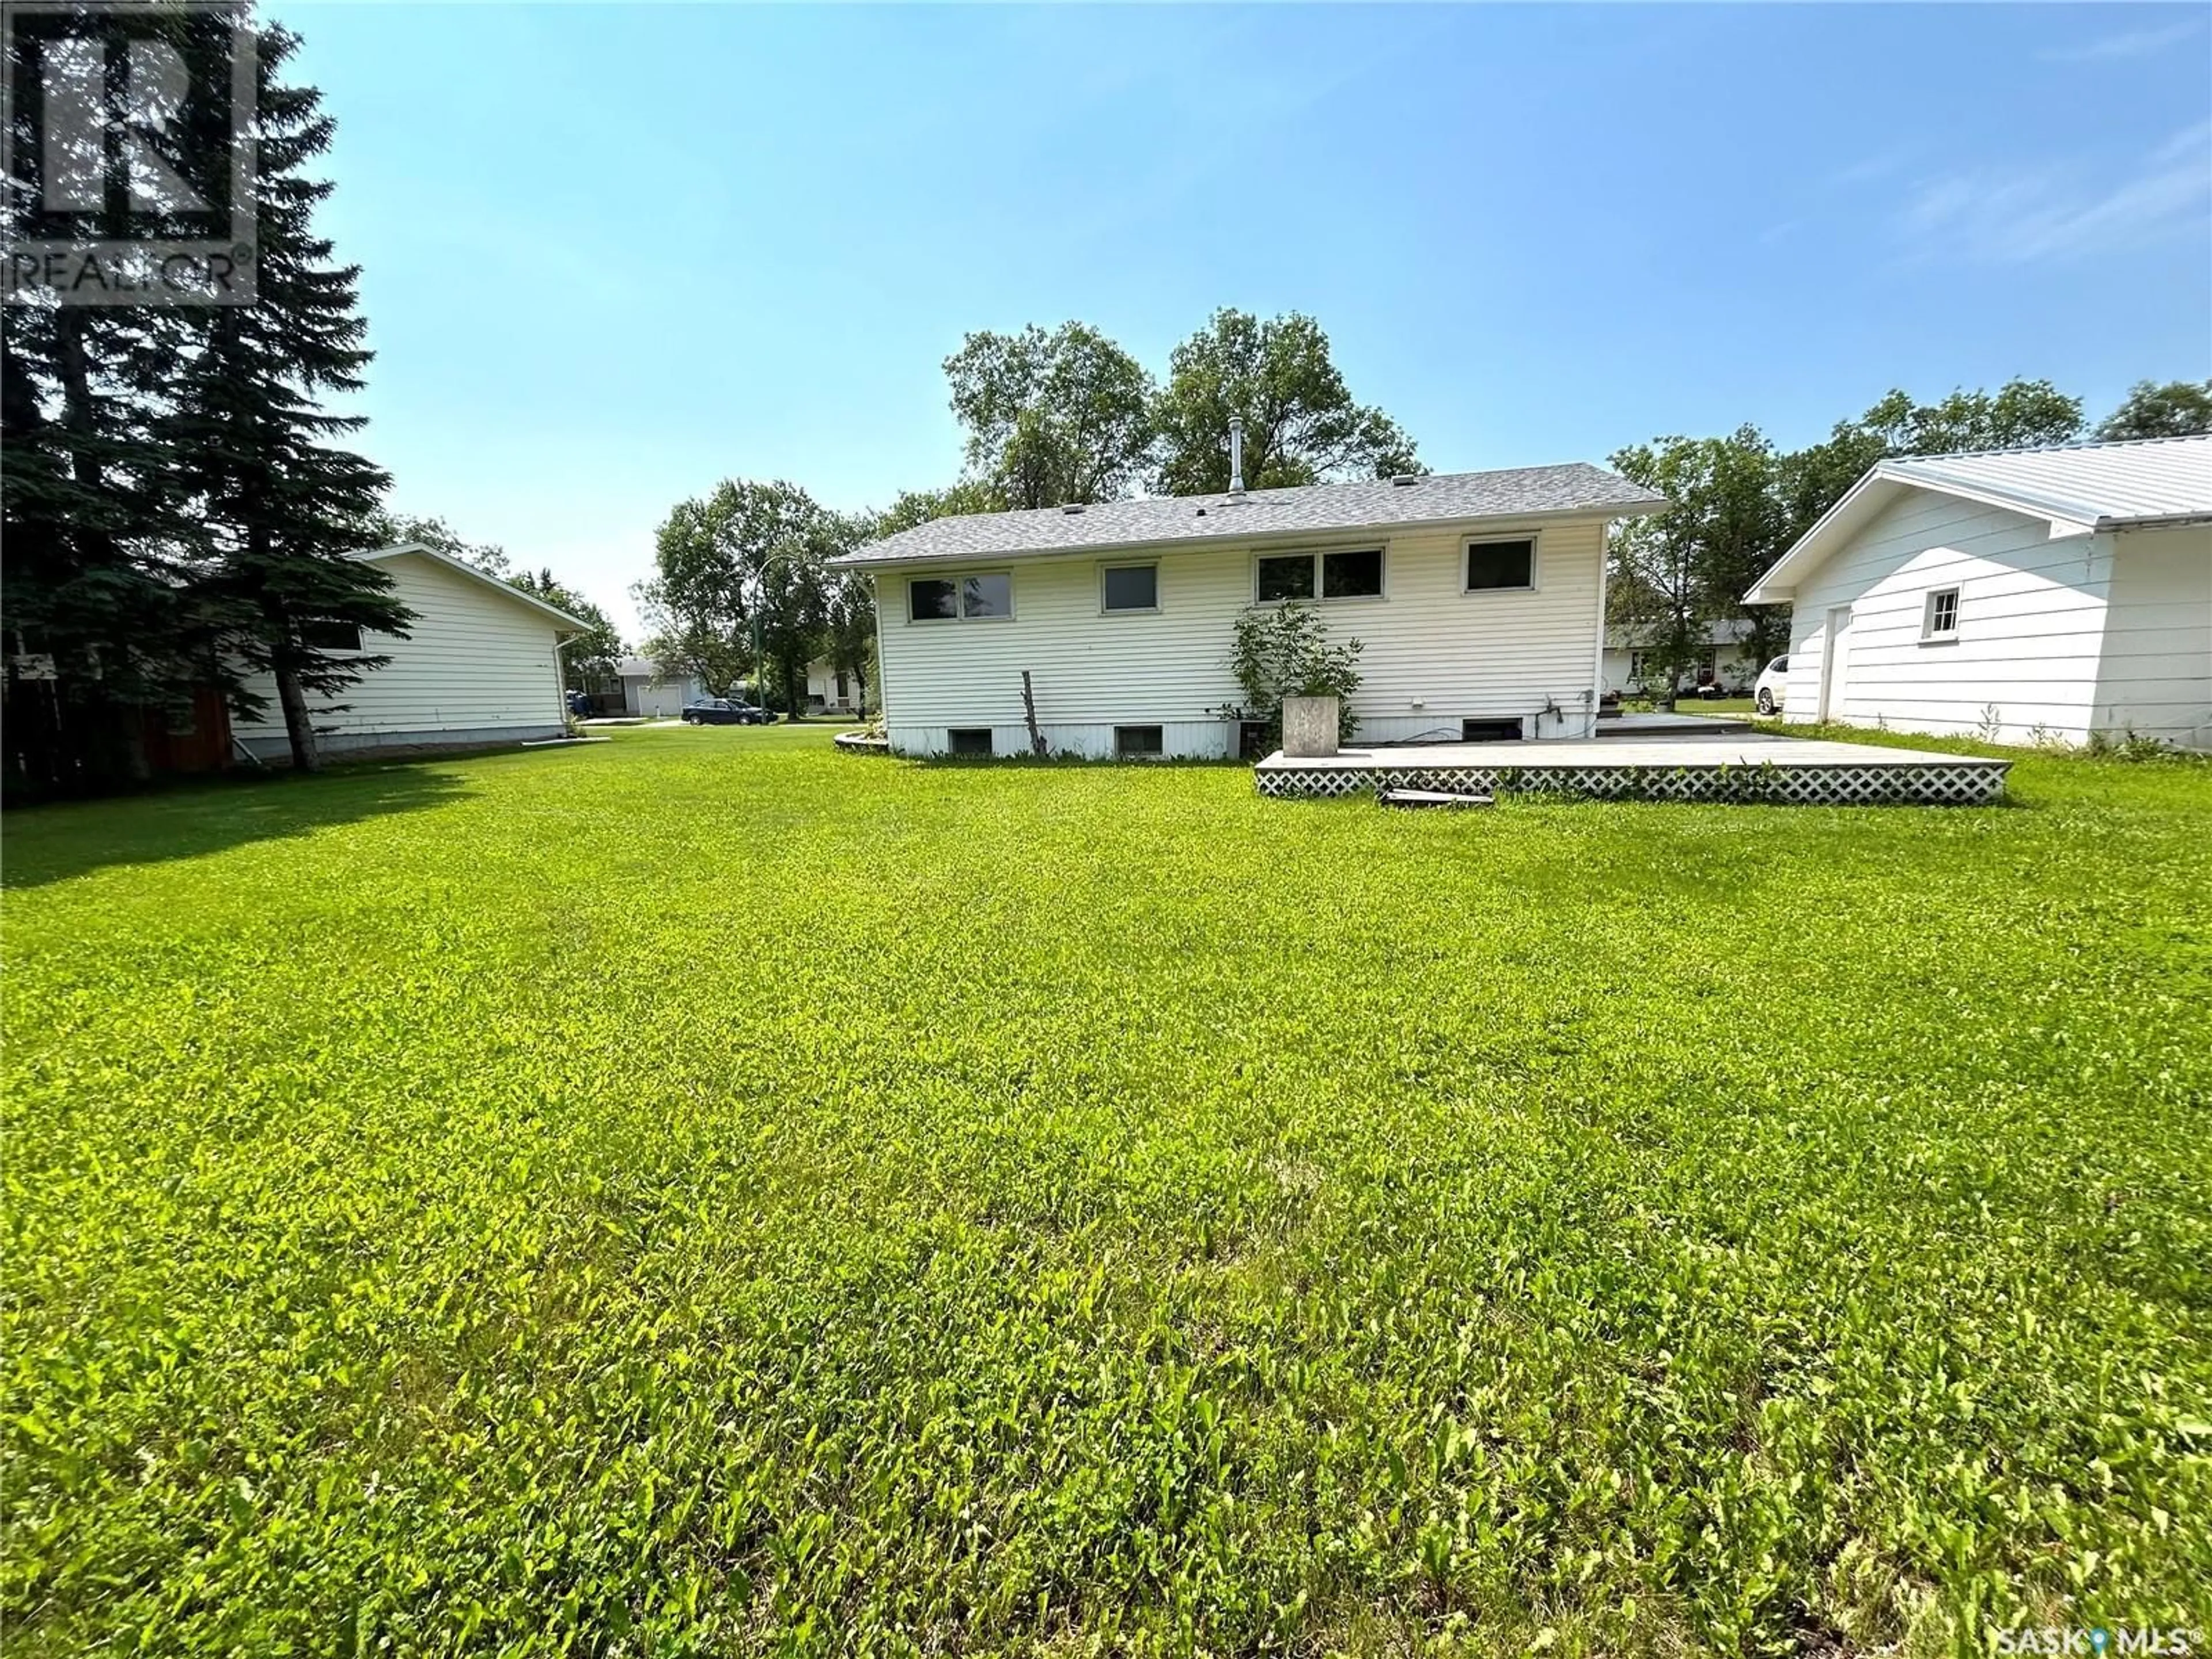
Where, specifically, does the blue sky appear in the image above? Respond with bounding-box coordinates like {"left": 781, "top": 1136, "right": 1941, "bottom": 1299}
{"left": 276, "top": 3, "right": 2212, "bottom": 638}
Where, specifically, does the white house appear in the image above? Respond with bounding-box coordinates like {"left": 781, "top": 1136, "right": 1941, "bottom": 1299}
{"left": 1745, "top": 435, "right": 2212, "bottom": 750}
{"left": 233, "top": 542, "right": 585, "bottom": 761}
{"left": 834, "top": 459, "right": 1667, "bottom": 758}
{"left": 803, "top": 654, "right": 866, "bottom": 715}
{"left": 1600, "top": 618, "right": 1760, "bottom": 698}
{"left": 618, "top": 657, "right": 706, "bottom": 718}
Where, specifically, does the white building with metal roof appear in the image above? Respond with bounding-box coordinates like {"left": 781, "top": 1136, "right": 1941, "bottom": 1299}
{"left": 834, "top": 450, "right": 1668, "bottom": 759}
{"left": 1745, "top": 435, "right": 2212, "bottom": 751}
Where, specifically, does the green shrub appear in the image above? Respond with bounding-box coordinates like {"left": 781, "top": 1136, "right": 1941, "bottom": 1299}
{"left": 1222, "top": 601, "right": 1364, "bottom": 745}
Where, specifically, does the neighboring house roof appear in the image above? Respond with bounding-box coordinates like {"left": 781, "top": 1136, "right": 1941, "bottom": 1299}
{"left": 616, "top": 657, "right": 694, "bottom": 680}
{"left": 361, "top": 542, "right": 588, "bottom": 631}
{"left": 1604, "top": 618, "right": 1755, "bottom": 650}
{"left": 1747, "top": 434, "right": 2212, "bottom": 604}
{"left": 834, "top": 462, "right": 1668, "bottom": 569}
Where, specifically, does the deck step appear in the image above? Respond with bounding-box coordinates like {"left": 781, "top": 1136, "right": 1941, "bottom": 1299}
{"left": 1378, "top": 787, "right": 1494, "bottom": 809}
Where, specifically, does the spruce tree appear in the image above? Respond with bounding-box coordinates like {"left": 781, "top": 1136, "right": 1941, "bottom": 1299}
{"left": 165, "top": 23, "right": 409, "bottom": 771}
{"left": 0, "top": 6, "right": 238, "bottom": 791}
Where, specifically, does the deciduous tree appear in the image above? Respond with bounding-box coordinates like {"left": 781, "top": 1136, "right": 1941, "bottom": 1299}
{"left": 1776, "top": 378, "right": 2086, "bottom": 544}
{"left": 642, "top": 478, "right": 847, "bottom": 715}
{"left": 1153, "top": 309, "right": 1420, "bottom": 495}
{"left": 1608, "top": 428, "right": 1787, "bottom": 703}
{"left": 2096, "top": 379, "right": 2212, "bottom": 441}
{"left": 943, "top": 323, "right": 1154, "bottom": 509}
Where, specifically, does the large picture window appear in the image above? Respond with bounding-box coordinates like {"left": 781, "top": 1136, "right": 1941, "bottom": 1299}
{"left": 1256, "top": 549, "right": 1383, "bottom": 603}
{"left": 910, "top": 571, "right": 1013, "bottom": 622}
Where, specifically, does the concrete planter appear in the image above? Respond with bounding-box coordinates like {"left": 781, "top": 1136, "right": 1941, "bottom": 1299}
{"left": 1282, "top": 696, "right": 1340, "bottom": 758}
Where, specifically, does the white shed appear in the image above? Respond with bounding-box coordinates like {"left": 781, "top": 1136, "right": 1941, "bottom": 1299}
{"left": 1746, "top": 437, "right": 2212, "bottom": 751}
{"left": 233, "top": 542, "right": 584, "bottom": 761}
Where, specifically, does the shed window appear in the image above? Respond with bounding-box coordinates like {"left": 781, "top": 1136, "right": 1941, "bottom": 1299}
{"left": 1115, "top": 725, "right": 1164, "bottom": 758}
{"left": 1465, "top": 537, "right": 1536, "bottom": 592}
{"left": 1101, "top": 564, "right": 1158, "bottom": 612}
{"left": 299, "top": 620, "right": 364, "bottom": 652}
{"left": 946, "top": 728, "right": 993, "bottom": 756}
{"left": 1922, "top": 587, "right": 1960, "bottom": 641}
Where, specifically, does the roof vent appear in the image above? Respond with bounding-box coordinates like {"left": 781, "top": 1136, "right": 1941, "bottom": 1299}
{"left": 1061, "top": 503, "right": 1084, "bottom": 514}
{"left": 1391, "top": 473, "right": 1421, "bottom": 487}
{"left": 1228, "top": 415, "right": 1247, "bottom": 498}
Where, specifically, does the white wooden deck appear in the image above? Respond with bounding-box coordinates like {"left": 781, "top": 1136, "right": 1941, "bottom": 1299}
{"left": 1256, "top": 733, "right": 2010, "bottom": 805}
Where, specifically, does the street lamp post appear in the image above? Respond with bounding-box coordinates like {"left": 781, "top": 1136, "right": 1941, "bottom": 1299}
{"left": 748, "top": 548, "right": 807, "bottom": 717}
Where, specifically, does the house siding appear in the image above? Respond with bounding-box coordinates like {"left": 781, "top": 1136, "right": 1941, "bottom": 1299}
{"left": 1778, "top": 490, "right": 2114, "bottom": 743}
{"left": 234, "top": 551, "right": 568, "bottom": 758}
{"left": 2092, "top": 524, "right": 2212, "bottom": 750}
{"left": 873, "top": 517, "right": 1610, "bottom": 757}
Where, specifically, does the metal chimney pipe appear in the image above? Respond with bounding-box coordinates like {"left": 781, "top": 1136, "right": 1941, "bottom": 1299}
{"left": 1228, "top": 416, "right": 1246, "bottom": 496}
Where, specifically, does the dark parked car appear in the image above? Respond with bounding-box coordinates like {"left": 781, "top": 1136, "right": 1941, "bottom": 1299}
{"left": 681, "top": 698, "right": 776, "bottom": 726}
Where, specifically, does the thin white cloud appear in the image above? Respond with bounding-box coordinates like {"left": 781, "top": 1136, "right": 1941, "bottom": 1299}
{"left": 2039, "top": 17, "right": 2203, "bottom": 62}
{"left": 1897, "top": 120, "right": 2212, "bottom": 263}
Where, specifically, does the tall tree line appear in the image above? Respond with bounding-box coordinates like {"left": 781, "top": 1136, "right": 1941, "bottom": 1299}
{"left": 7, "top": 12, "right": 423, "bottom": 789}
{"left": 1607, "top": 377, "right": 2212, "bottom": 698}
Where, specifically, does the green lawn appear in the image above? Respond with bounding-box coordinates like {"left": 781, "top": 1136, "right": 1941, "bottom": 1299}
{"left": 6, "top": 726, "right": 2208, "bottom": 1654}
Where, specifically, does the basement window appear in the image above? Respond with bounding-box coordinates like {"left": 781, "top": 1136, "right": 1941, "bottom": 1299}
{"left": 1115, "top": 725, "right": 1164, "bottom": 759}
{"left": 1461, "top": 718, "right": 1523, "bottom": 742}
{"left": 946, "top": 728, "right": 993, "bottom": 756}
{"left": 1465, "top": 537, "right": 1536, "bottom": 592}
{"left": 1922, "top": 586, "right": 1960, "bottom": 642}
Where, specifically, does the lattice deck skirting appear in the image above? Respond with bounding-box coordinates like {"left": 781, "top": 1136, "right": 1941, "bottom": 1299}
{"left": 1257, "top": 758, "right": 2009, "bottom": 806}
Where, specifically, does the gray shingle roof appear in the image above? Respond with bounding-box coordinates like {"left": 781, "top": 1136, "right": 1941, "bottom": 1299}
{"left": 834, "top": 462, "right": 1668, "bottom": 567}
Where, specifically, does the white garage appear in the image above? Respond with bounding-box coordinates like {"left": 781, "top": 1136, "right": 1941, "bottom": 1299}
{"left": 1746, "top": 436, "right": 2212, "bottom": 751}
